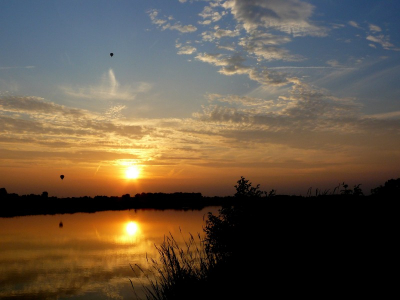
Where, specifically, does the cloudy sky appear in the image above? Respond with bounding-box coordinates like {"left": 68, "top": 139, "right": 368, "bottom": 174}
{"left": 1, "top": 0, "right": 400, "bottom": 197}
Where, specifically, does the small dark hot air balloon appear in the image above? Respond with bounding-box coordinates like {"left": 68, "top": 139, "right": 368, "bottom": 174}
{"left": 110, "top": 53, "right": 113, "bottom": 57}
{"left": 60, "top": 175, "right": 64, "bottom": 180}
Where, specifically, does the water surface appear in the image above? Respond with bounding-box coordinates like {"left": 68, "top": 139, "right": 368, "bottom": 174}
{"left": 0, "top": 208, "right": 219, "bottom": 299}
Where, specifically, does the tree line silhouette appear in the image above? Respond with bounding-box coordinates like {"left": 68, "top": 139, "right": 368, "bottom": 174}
{"left": 0, "top": 177, "right": 399, "bottom": 218}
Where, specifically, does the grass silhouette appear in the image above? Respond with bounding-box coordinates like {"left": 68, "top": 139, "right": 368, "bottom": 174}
{"left": 130, "top": 231, "right": 219, "bottom": 300}
{"left": 131, "top": 178, "right": 282, "bottom": 299}
{"left": 131, "top": 176, "right": 399, "bottom": 299}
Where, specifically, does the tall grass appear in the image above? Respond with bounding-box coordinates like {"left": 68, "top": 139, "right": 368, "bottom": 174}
{"left": 131, "top": 230, "right": 220, "bottom": 300}
{"left": 131, "top": 203, "right": 266, "bottom": 299}
{"left": 131, "top": 184, "right": 268, "bottom": 299}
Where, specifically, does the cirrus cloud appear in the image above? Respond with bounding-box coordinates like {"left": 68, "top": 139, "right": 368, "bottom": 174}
{"left": 222, "top": 0, "right": 327, "bottom": 37}
{"left": 60, "top": 69, "right": 152, "bottom": 101}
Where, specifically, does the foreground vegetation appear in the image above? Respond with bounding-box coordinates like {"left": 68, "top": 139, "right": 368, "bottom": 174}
{"left": 131, "top": 177, "right": 399, "bottom": 299}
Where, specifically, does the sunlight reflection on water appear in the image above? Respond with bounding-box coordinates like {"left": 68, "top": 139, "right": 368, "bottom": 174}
{"left": 0, "top": 207, "right": 219, "bottom": 299}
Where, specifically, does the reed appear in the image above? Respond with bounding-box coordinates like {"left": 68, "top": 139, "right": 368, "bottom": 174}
{"left": 131, "top": 177, "right": 269, "bottom": 299}
{"left": 131, "top": 230, "right": 220, "bottom": 300}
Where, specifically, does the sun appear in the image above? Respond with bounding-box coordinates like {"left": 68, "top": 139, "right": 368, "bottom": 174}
{"left": 126, "top": 221, "right": 139, "bottom": 236}
{"left": 125, "top": 166, "right": 140, "bottom": 179}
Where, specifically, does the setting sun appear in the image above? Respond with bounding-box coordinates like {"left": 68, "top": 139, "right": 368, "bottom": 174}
{"left": 125, "top": 166, "right": 140, "bottom": 179}
{"left": 126, "top": 221, "right": 139, "bottom": 236}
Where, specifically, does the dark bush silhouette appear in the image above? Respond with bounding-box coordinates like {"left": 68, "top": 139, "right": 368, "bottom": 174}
{"left": 234, "top": 175, "right": 275, "bottom": 198}
{"left": 234, "top": 176, "right": 263, "bottom": 197}
{"left": 371, "top": 178, "right": 400, "bottom": 198}
{"left": 137, "top": 177, "right": 274, "bottom": 299}
{"left": 0, "top": 187, "right": 7, "bottom": 197}
{"left": 353, "top": 184, "right": 363, "bottom": 196}
{"left": 340, "top": 182, "right": 352, "bottom": 195}
{"left": 137, "top": 176, "right": 397, "bottom": 299}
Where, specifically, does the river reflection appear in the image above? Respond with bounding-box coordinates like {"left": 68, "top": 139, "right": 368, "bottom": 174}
{"left": 0, "top": 208, "right": 219, "bottom": 300}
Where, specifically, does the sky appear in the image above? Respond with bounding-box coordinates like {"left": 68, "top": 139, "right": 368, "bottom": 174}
{"left": 1, "top": 0, "right": 400, "bottom": 197}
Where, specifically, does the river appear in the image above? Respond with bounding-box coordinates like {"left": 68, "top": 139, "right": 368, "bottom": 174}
{"left": 0, "top": 207, "right": 219, "bottom": 299}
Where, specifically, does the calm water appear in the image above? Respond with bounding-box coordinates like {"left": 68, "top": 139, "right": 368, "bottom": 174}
{"left": 0, "top": 208, "right": 219, "bottom": 299}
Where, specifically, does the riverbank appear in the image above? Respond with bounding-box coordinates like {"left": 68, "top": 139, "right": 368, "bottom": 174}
{"left": 0, "top": 190, "right": 397, "bottom": 218}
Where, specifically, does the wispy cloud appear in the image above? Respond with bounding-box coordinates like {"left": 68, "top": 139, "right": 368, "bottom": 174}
{"left": 195, "top": 52, "right": 290, "bottom": 86}
{"left": 148, "top": 9, "right": 197, "bottom": 33}
{"left": 198, "top": 5, "right": 226, "bottom": 24}
{"left": 369, "top": 24, "right": 382, "bottom": 33}
{"left": 2, "top": 83, "right": 400, "bottom": 187}
{"left": 60, "top": 69, "right": 152, "bottom": 101}
{"left": 176, "top": 42, "right": 197, "bottom": 55}
{"left": 366, "top": 34, "right": 399, "bottom": 51}
{"left": 239, "top": 32, "right": 301, "bottom": 61}
{"left": 269, "top": 59, "right": 356, "bottom": 71}
{"left": 347, "top": 20, "right": 399, "bottom": 51}
{"left": 222, "top": 0, "right": 327, "bottom": 37}
{"left": 0, "top": 96, "right": 149, "bottom": 144}
{"left": 149, "top": 0, "right": 333, "bottom": 91}
{"left": 348, "top": 21, "right": 361, "bottom": 29}
{"left": 201, "top": 26, "right": 240, "bottom": 41}
{"left": 367, "top": 111, "right": 400, "bottom": 120}
{"left": 192, "top": 82, "right": 400, "bottom": 152}
{"left": 0, "top": 66, "right": 35, "bottom": 70}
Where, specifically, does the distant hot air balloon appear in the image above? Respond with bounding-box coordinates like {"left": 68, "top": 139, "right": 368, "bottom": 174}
{"left": 60, "top": 175, "right": 64, "bottom": 180}
{"left": 110, "top": 53, "right": 114, "bottom": 57}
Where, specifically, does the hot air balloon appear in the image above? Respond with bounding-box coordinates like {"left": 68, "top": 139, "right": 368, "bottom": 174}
{"left": 60, "top": 175, "right": 64, "bottom": 180}
{"left": 110, "top": 53, "right": 113, "bottom": 57}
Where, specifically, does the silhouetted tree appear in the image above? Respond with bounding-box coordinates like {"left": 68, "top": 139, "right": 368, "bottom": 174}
{"left": 41, "top": 191, "right": 48, "bottom": 198}
{"left": 202, "top": 177, "right": 275, "bottom": 298}
{"left": 267, "top": 189, "right": 276, "bottom": 197}
{"left": 205, "top": 177, "right": 268, "bottom": 259}
{"left": 234, "top": 176, "right": 263, "bottom": 197}
{"left": 353, "top": 184, "right": 363, "bottom": 196}
{"left": 0, "top": 188, "right": 7, "bottom": 197}
{"left": 371, "top": 178, "right": 400, "bottom": 198}
{"left": 340, "top": 182, "right": 352, "bottom": 195}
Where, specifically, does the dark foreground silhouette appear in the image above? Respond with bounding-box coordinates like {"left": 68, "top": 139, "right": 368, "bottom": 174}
{"left": 131, "top": 177, "right": 398, "bottom": 300}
